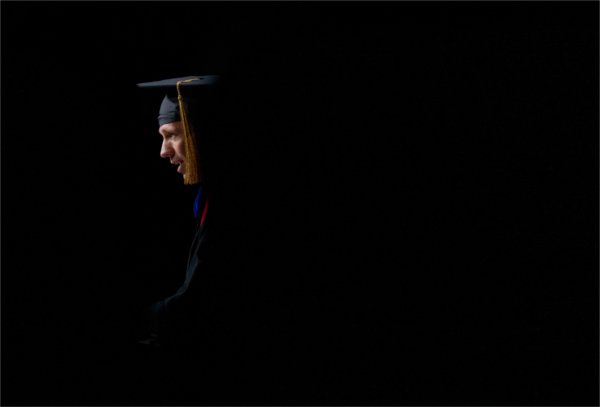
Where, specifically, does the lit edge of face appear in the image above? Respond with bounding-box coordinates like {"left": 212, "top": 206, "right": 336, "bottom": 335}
{"left": 158, "top": 121, "right": 187, "bottom": 176}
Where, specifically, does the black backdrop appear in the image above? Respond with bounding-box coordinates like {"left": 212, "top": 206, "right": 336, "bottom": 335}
{"left": 2, "top": 2, "right": 598, "bottom": 406}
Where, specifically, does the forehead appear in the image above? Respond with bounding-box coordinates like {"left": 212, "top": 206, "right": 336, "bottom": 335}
{"left": 158, "top": 121, "right": 183, "bottom": 135}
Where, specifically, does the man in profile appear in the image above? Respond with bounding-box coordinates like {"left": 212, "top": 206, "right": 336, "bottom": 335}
{"left": 134, "top": 75, "right": 254, "bottom": 402}
{"left": 136, "top": 76, "right": 217, "bottom": 347}
{"left": 133, "top": 74, "right": 313, "bottom": 403}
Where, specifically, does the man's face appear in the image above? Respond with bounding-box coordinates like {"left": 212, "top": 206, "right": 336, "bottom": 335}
{"left": 159, "top": 121, "right": 187, "bottom": 175}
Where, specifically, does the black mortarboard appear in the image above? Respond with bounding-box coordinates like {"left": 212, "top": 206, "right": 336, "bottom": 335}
{"left": 136, "top": 75, "right": 220, "bottom": 185}
{"left": 136, "top": 75, "right": 220, "bottom": 127}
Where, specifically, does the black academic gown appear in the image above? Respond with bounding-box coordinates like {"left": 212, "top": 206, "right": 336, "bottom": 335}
{"left": 134, "top": 195, "right": 259, "bottom": 403}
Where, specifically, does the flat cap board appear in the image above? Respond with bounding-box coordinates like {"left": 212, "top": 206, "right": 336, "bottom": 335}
{"left": 136, "top": 75, "right": 220, "bottom": 89}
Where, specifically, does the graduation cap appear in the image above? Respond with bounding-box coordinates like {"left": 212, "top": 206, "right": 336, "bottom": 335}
{"left": 137, "top": 75, "right": 220, "bottom": 185}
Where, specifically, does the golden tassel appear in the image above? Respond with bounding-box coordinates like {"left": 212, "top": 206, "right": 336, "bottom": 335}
{"left": 176, "top": 79, "right": 201, "bottom": 185}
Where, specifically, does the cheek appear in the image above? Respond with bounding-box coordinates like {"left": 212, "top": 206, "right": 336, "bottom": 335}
{"left": 174, "top": 140, "right": 186, "bottom": 157}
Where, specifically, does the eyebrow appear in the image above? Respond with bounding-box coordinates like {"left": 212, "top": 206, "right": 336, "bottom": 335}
{"left": 159, "top": 128, "right": 176, "bottom": 137}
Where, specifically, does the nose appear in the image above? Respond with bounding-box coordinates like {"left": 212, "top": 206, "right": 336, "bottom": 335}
{"left": 160, "top": 140, "right": 172, "bottom": 159}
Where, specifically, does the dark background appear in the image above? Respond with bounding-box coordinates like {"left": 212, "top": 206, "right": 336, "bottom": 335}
{"left": 2, "top": 2, "right": 598, "bottom": 406}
